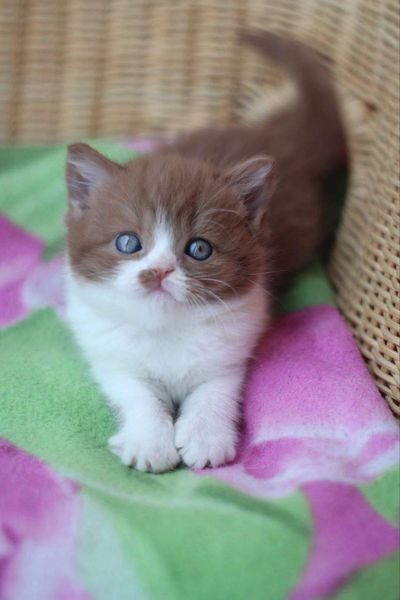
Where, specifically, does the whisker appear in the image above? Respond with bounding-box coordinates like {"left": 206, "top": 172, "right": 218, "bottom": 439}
{"left": 197, "top": 287, "right": 236, "bottom": 320}
{"left": 193, "top": 276, "right": 238, "bottom": 295}
{"left": 186, "top": 291, "right": 219, "bottom": 326}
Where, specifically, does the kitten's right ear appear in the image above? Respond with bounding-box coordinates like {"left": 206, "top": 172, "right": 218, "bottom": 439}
{"left": 66, "top": 143, "right": 122, "bottom": 216}
{"left": 224, "top": 156, "right": 277, "bottom": 225}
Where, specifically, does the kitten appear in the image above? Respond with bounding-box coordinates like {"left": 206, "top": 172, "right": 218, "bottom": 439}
{"left": 65, "top": 32, "right": 345, "bottom": 473}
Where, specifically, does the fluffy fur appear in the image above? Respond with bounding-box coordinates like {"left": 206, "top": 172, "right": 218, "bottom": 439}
{"left": 65, "top": 32, "right": 345, "bottom": 472}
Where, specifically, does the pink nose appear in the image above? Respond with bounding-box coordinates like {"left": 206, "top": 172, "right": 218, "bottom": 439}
{"left": 139, "top": 267, "right": 175, "bottom": 291}
{"left": 155, "top": 267, "right": 174, "bottom": 280}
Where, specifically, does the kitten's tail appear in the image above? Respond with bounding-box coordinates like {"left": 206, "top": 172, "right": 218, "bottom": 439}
{"left": 242, "top": 30, "right": 347, "bottom": 171}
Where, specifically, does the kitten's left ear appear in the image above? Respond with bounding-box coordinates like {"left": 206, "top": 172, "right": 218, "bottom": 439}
{"left": 225, "top": 156, "right": 277, "bottom": 223}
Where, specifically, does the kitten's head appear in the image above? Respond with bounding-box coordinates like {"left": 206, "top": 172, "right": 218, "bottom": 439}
{"left": 65, "top": 143, "right": 276, "bottom": 310}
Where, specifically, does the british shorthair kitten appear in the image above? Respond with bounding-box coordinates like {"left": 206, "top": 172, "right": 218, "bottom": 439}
{"left": 65, "top": 32, "right": 345, "bottom": 472}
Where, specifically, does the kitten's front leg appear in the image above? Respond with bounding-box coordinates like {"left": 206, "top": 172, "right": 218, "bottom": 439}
{"left": 175, "top": 372, "right": 244, "bottom": 469}
{"left": 99, "top": 373, "right": 180, "bottom": 473}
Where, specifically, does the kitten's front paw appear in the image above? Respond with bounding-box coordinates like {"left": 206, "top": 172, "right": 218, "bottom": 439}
{"left": 175, "top": 415, "right": 237, "bottom": 469}
{"left": 108, "top": 420, "right": 180, "bottom": 473}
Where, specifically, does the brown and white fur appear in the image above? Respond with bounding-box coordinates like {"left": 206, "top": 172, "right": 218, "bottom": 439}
{"left": 65, "top": 32, "right": 345, "bottom": 472}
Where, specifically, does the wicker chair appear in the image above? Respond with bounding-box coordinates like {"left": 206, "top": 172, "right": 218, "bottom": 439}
{"left": 0, "top": 0, "right": 398, "bottom": 414}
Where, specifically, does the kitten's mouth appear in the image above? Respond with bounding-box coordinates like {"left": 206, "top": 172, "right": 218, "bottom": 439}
{"left": 146, "top": 283, "right": 175, "bottom": 300}
{"left": 151, "top": 287, "right": 169, "bottom": 297}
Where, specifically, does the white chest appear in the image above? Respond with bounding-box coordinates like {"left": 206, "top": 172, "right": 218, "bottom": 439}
{"left": 66, "top": 275, "right": 267, "bottom": 402}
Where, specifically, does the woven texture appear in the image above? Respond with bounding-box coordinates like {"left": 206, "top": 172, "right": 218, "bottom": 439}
{"left": 0, "top": 0, "right": 399, "bottom": 414}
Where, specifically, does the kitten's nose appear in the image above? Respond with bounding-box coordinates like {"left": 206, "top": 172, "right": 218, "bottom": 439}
{"left": 153, "top": 267, "right": 175, "bottom": 281}
{"left": 139, "top": 267, "right": 175, "bottom": 291}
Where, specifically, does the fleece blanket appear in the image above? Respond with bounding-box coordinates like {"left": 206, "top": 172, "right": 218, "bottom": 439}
{"left": 0, "top": 141, "right": 399, "bottom": 600}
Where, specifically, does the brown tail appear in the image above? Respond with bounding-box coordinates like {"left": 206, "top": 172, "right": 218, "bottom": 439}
{"left": 242, "top": 30, "right": 347, "bottom": 170}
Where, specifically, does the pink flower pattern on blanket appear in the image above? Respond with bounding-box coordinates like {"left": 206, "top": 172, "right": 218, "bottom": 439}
{"left": 208, "top": 305, "right": 398, "bottom": 496}
{"left": 202, "top": 305, "right": 399, "bottom": 599}
{"left": 0, "top": 216, "right": 65, "bottom": 327}
{"left": 291, "top": 482, "right": 399, "bottom": 600}
{"left": 0, "top": 441, "right": 90, "bottom": 600}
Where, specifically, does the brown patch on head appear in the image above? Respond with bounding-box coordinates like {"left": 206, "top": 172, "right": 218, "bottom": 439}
{"left": 65, "top": 144, "right": 275, "bottom": 302}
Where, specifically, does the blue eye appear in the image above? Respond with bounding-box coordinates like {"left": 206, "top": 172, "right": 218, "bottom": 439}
{"left": 185, "top": 238, "right": 212, "bottom": 261}
{"left": 115, "top": 233, "right": 142, "bottom": 254}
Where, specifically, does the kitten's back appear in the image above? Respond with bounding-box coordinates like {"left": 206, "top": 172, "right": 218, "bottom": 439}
{"left": 165, "top": 32, "right": 346, "bottom": 286}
